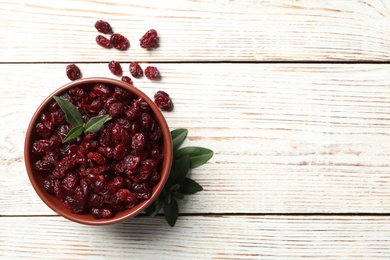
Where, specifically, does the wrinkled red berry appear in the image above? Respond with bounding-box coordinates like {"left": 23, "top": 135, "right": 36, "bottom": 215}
{"left": 108, "top": 60, "right": 122, "bottom": 76}
{"left": 121, "top": 76, "right": 133, "bottom": 85}
{"left": 112, "top": 143, "right": 126, "bottom": 160}
{"left": 94, "top": 20, "right": 113, "bottom": 34}
{"left": 87, "top": 152, "right": 106, "bottom": 165}
{"left": 140, "top": 29, "right": 158, "bottom": 49}
{"left": 93, "top": 84, "right": 111, "bottom": 97}
{"left": 110, "top": 33, "right": 129, "bottom": 50}
{"left": 131, "top": 133, "right": 145, "bottom": 151}
{"left": 144, "top": 66, "right": 160, "bottom": 80}
{"left": 88, "top": 194, "right": 104, "bottom": 207}
{"left": 96, "top": 35, "right": 112, "bottom": 48}
{"left": 154, "top": 91, "right": 173, "bottom": 111}
{"left": 129, "top": 62, "right": 143, "bottom": 78}
{"left": 108, "top": 102, "right": 125, "bottom": 118}
{"left": 66, "top": 64, "right": 81, "bottom": 81}
{"left": 36, "top": 123, "right": 52, "bottom": 138}
{"left": 92, "top": 207, "right": 113, "bottom": 219}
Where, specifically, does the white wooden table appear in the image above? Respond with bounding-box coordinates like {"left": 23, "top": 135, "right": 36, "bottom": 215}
{"left": 1, "top": 0, "right": 390, "bottom": 259}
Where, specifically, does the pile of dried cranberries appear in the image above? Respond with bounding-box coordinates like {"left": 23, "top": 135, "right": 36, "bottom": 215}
{"left": 32, "top": 83, "right": 165, "bottom": 219}
{"left": 66, "top": 20, "right": 173, "bottom": 111}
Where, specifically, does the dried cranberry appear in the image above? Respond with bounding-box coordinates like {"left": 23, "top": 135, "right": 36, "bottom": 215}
{"left": 140, "top": 29, "right": 158, "bottom": 49}
{"left": 94, "top": 20, "right": 113, "bottom": 34}
{"left": 112, "top": 143, "right": 126, "bottom": 160}
{"left": 44, "top": 177, "right": 56, "bottom": 195}
{"left": 154, "top": 90, "right": 173, "bottom": 111}
{"left": 50, "top": 110, "right": 65, "bottom": 125}
{"left": 35, "top": 123, "right": 52, "bottom": 138}
{"left": 93, "top": 84, "right": 111, "bottom": 97}
{"left": 62, "top": 172, "right": 79, "bottom": 193}
{"left": 144, "top": 66, "right": 160, "bottom": 80}
{"left": 116, "top": 155, "right": 140, "bottom": 173}
{"left": 131, "top": 133, "right": 145, "bottom": 151}
{"left": 150, "top": 124, "right": 163, "bottom": 141}
{"left": 110, "top": 33, "right": 129, "bottom": 50}
{"left": 56, "top": 125, "right": 71, "bottom": 140}
{"left": 96, "top": 35, "right": 112, "bottom": 48}
{"left": 92, "top": 207, "right": 113, "bottom": 219}
{"left": 35, "top": 159, "right": 54, "bottom": 172}
{"left": 132, "top": 183, "right": 152, "bottom": 200}
{"left": 129, "top": 62, "right": 143, "bottom": 78}
{"left": 66, "top": 64, "right": 81, "bottom": 81}
{"left": 113, "top": 86, "right": 132, "bottom": 100}
{"left": 32, "top": 140, "right": 54, "bottom": 155}
{"left": 91, "top": 165, "right": 111, "bottom": 175}
{"left": 137, "top": 159, "right": 156, "bottom": 180}
{"left": 108, "top": 102, "right": 125, "bottom": 118}
{"left": 88, "top": 194, "right": 104, "bottom": 207}
{"left": 125, "top": 102, "right": 141, "bottom": 121}
{"left": 97, "top": 146, "right": 113, "bottom": 158}
{"left": 149, "top": 171, "right": 161, "bottom": 185}
{"left": 108, "top": 60, "right": 122, "bottom": 76}
{"left": 140, "top": 113, "right": 153, "bottom": 129}
{"left": 88, "top": 99, "right": 103, "bottom": 115}
{"left": 121, "top": 76, "right": 133, "bottom": 85}
{"left": 87, "top": 152, "right": 106, "bottom": 165}
{"left": 40, "top": 112, "right": 53, "bottom": 131}
{"left": 111, "top": 176, "right": 125, "bottom": 190}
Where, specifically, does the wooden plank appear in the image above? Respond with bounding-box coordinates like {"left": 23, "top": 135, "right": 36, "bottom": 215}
{"left": 1, "top": 0, "right": 390, "bottom": 62}
{"left": 1, "top": 215, "right": 390, "bottom": 259}
{"left": 1, "top": 63, "right": 390, "bottom": 215}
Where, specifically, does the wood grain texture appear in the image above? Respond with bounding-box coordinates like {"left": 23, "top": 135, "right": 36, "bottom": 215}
{"left": 1, "top": 216, "right": 390, "bottom": 259}
{"left": 1, "top": 0, "right": 390, "bottom": 62}
{"left": 1, "top": 63, "right": 390, "bottom": 215}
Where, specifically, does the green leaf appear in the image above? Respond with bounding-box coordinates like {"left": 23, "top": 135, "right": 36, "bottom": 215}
{"left": 172, "top": 191, "right": 184, "bottom": 200}
{"left": 174, "top": 146, "right": 213, "bottom": 168}
{"left": 169, "top": 184, "right": 180, "bottom": 192}
{"left": 145, "top": 193, "right": 165, "bottom": 217}
{"left": 166, "top": 193, "right": 173, "bottom": 205}
{"left": 164, "top": 199, "right": 179, "bottom": 227}
{"left": 165, "top": 155, "right": 190, "bottom": 188}
{"left": 53, "top": 96, "right": 83, "bottom": 127}
{"left": 171, "top": 129, "right": 188, "bottom": 152}
{"left": 84, "top": 115, "right": 112, "bottom": 133}
{"left": 62, "top": 124, "right": 84, "bottom": 143}
{"left": 179, "top": 178, "right": 203, "bottom": 195}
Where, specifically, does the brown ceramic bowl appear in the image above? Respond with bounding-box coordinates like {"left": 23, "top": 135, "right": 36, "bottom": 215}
{"left": 24, "top": 77, "right": 172, "bottom": 225}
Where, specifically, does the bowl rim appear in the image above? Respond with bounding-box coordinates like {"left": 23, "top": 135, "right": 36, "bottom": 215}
{"left": 24, "top": 77, "right": 173, "bottom": 225}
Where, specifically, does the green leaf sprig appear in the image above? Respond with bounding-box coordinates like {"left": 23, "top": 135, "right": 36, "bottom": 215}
{"left": 145, "top": 128, "right": 213, "bottom": 227}
{"left": 53, "top": 96, "right": 112, "bottom": 143}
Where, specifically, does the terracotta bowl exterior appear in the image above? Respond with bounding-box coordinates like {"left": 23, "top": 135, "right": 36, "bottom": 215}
{"left": 24, "top": 77, "right": 172, "bottom": 225}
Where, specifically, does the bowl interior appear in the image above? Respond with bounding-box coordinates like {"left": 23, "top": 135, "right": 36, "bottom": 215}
{"left": 24, "top": 78, "right": 172, "bottom": 225}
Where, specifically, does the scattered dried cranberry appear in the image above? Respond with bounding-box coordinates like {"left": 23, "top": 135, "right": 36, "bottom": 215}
{"left": 129, "top": 62, "right": 143, "bottom": 78}
{"left": 154, "top": 91, "right": 173, "bottom": 111}
{"left": 94, "top": 20, "right": 113, "bottom": 34}
{"left": 144, "top": 66, "right": 160, "bottom": 80}
{"left": 66, "top": 64, "right": 81, "bottom": 81}
{"left": 108, "top": 60, "right": 122, "bottom": 76}
{"left": 110, "top": 33, "right": 129, "bottom": 50}
{"left": 140, "top": 29, "right": 158, "bottom": 49}
{"left": 32, "top": 83, "right": 164, "bottom": 219}
{"left": 96, "top": 35, "right": 112, "bottom": 48}
{"left": 121, "top": 76, "right": 133, "bottom": 85}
